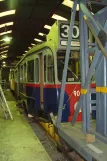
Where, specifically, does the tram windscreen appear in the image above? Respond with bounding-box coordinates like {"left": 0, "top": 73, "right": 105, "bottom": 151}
{"left": 57, "top": 51, "right": 80, "bottom": 82}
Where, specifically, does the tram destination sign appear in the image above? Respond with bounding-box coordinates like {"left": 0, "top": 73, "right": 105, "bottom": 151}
{"left": 59, "top": 21, "right": 80, "bottom": 49}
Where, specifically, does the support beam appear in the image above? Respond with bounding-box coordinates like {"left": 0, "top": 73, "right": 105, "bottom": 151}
{"left": 80, "top": 0, "right": 107, "bottom": 59}
{"left": 56, "top": 0, "right": 77, "bottom": 128}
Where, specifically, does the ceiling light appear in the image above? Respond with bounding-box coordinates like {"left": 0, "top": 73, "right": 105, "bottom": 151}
{"left": 1, "top": 55, "right": 7, "bottom": 58}
{"left": 3, "top": 36, "right": 11, "bottom": 42}
{"left": 0, "top": 30, "right": 12, "bottom": 36}
{"left": 52, "top": 14, "right": 67, "bottom": 21}
{"left": 62, "top": 0, "right": 79, "bottom": 11}
{"left": 0, "top": 10, "right": 16, "bottom": 17}
{"left": 44, "top": 25, "right": 51, "bottom": 30}
{"left": 1, "top": 42, "right": 10, "bottom": 46}
{"left": 38, "top": 33, "right": 45, "bottom": 36}
{"left": 4, "top": 46, "right": 9, "bottom": 49}
{"left": 0, "top": 50, "right": 8, "bottom": 54}
{"left": 0, "top": 46, "right": 9, "bottom": 50}
{"left": 31, "top": 43, "right": 35, "bottom": 46}
{"left": 0, "top": 22, "right": 13, "bottom": 28}
{"left": 17, "top": 56, "right": 22, "bottom": 59}
{"left": 34, "top": 38, "right": 42, "bottom": 42}
{"left": 3, "top": 64, "right": 6, "bottom": 67}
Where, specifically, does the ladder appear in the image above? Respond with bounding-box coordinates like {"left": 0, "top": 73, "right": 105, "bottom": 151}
{"left": 0, "top": 79, "right": 6, "bottom": 91}
{"left": 0, "top": 85, "right": 13, "bottom": 120}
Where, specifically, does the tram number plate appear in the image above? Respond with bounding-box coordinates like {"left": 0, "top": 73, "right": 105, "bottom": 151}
{"left": 60, "top": 23, "right": 79, "bottom": 40}
{"left": 60, "top": 40, "right": 80, "bottom": 46}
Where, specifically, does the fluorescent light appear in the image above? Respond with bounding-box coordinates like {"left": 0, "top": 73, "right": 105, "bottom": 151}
{"left": 0, "top": 22, "right": 13, "bottom": 28}
{"left": 1, "top": 55, "right": 7, "bottom": 58}
{"left": 38, "top": 32, "right": 45, "bottom": 36}
{"left": 52, "top": 14, "right": 67, "bottom": 21}
{"left": 62, "top": 0, "right": 79, "bottom": 11}
{"left": 31, "top": 43, "right": 35, "bottom": 46}
{"left": 0, "top": 30, "right": 12, "bottom": 36}
{"left": 0, "top": 50, "right": 8, "bottom": 54}
{"left": 1, "top": 42, "right": 10, "bottom": 46}
{"left": 44, "top": 25, "right": 51, "bottom": 30}
{"left": 0, "top": 46, "right": 9, "bottom": 50}
{"left": 91, "top": 12, "right": 94, "bottom": 15}
{"left": 0, "top": 10, "right": 16, "bottom": 17}
{"left": 17, "top": 56, "right": 22, "bottom": 58}
{"left": 3, "top": 36, "right": 11, "bottom": 42}
{"left": 34, "top": 38, "right": 42, "bottom": 42}
{"left": 3, "top": 64, "right": 6, "bottom": 67}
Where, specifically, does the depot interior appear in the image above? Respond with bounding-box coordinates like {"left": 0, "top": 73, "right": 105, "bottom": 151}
{"left": 0, "top": 0, "right": 107, "bottom": 161}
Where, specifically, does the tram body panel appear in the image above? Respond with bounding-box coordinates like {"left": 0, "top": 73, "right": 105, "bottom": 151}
{"left": 20, "top": 82, "right": 81, "bottom": 122}
{"left": 13, "top": 20, "right": 95, "bottom": 122}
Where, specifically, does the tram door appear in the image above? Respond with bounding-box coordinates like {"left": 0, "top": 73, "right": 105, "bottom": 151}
{"left": 15, "top": 68, "right": 20, "bottom": 98}
{"left": 40, "top": 54, "right": 44, "bottom": 110}
{"left": 40, "top": 50, "right": 54, "bottom": 112}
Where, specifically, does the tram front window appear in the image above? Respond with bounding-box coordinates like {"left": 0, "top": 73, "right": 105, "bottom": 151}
{"left": 57, "top": 51, "right": 80, "bottom": 82}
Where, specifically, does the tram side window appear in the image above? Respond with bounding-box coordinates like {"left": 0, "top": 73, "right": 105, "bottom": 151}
{"left": 11, "top": 71, "right": 14, "bottom": 79}
{"left": 35, "top": 58, "right": 39, "bottom": 82}
{"left": 57, "top": 51, "right": 80, "bottom": 82}
{"left": 15, "top": 71, "right": 17, "bottom": 81}
{"left": 27, "top": 60, "right": 34, "bottom": 82}
{"left": 44, "top": 55, "right": 46, "bottom": 82}
{"left": 47, "top": 54, "right": 54, "bottom": 83}
{"left": 23, "top": 63, "right": 27, "bottom": 81}
{"left": 20, "top": 66, "right": 23, "bottom": 81}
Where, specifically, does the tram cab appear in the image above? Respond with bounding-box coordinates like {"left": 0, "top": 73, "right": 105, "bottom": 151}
{"left": 45, "top": 20, "right": 81, "bottom": 121}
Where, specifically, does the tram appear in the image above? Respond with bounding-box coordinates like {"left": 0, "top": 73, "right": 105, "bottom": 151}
{"left": 10, "top": 20, "right": 87, "bottom": 122}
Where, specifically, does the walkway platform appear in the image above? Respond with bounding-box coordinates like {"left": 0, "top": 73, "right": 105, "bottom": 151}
{"left": 0, "top": 90, "right": 51, "bottom": 161}
{"left": 58, "top": 122, "right": 107, "bottom": 161}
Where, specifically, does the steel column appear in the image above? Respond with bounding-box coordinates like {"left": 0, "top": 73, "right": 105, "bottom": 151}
{"left": 79, "top": 8, "right": 87, "bottom": 132}
{"left": 56, "top": 0, "right": 77, "bottom": 128}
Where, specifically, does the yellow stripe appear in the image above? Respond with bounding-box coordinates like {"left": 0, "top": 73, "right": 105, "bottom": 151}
{"left": 81, "top": 89, "right": 87, "bottom": 95}
{"left": 84, "top": 15, "right": 87, "bottom": 20}
{"left": 96, "top": 87, "right": 107, "bottom": 93}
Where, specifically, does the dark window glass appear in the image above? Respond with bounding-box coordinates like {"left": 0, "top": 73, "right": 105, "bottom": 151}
{"left": 57, "top": 51, "right": 80, "bottom": 82}
{"left": 35, "top": 58, "right": 39, "bottom": 82}
{"left": 15, "top": 71, "right": 17, "bottom": 81}
{"left": 27, "top": 60, "right": 34, "bottom": 82}
{"left": 47, "top": 55, "right": 54, "bottom": 82}
{"left": 20, "top": 66, "right": 23, "bottom": 81}
{"left": 44, "top": 55, "right": 46, "bottom": 82}
{"left": 24, "top": 63, "right": 27, "bottom": 81}
{"left": 11, "top": 71, "right": 14, "bottom": 79}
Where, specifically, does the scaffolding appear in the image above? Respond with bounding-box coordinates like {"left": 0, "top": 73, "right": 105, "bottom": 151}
{"left": 56, "top": 0, "right": 107, "bottom": 160}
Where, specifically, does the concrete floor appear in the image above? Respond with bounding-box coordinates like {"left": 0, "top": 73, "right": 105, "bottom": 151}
{"left": 0, "top": 91, "right": 51, "bottom": 161}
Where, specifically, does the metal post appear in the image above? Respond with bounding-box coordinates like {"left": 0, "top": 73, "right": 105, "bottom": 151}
{"left": 56, "top": 0, "right": 77, "bottom": 128}
{"left": 79, "top": 8, "right": 87, "bottom": 132}
{"left": 83, "top": 5, "right": 90, "bottom": 132}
